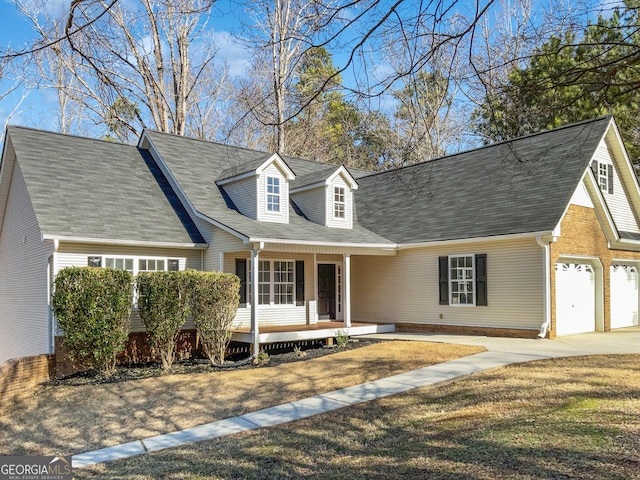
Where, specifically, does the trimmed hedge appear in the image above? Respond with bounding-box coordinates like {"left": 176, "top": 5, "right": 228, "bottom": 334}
{"left": 52, "top": 267, "right": 133, "bottom": 376}
{"left": 137, "top": 271, "right": 191, "bottom": 370}
{"left": 188, "top": 271, "right": 240, "bottom": 365}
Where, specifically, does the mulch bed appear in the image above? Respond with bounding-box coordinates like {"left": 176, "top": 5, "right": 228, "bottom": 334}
{"left": 47, "top": 338, "right": 378, "bottom": 387}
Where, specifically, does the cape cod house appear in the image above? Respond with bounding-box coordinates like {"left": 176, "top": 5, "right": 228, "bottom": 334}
{"left": 1, "top": 116, "right": 639, "bottom": 365}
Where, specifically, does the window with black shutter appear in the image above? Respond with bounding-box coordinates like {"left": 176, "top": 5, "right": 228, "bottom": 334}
{"left": 439, "top": 254, "right": 487, "bottom": 306}
{"left": 88, "top": 256, "right": 102, "bottom": 267}
{"left": 236, "top": 258, "right": 247, "bottom": 307}
{"left": 439, "top": 256, "right": 449, "bottom": 305}
{"left": 295, "top": 260, "right": 305, "bottom": 305}
{"left": 475, "top": 254, "right": 487, "bottom": 306}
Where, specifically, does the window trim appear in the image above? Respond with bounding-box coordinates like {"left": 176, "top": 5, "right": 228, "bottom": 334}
{"left": 266, "top": 176, "right": 281, "bottom": 212}
{"left": 334, "top": 186, "right": 346, "bottom": 219}
{"left": 253, "top": 258, "right": 296, "bottom": 307}
{"left": 89, "top": 255, "right": 181, "bottom": 275}
{"left": 449, "top": 254, "right": 476, "bottom": 306}
{"left": 439, "top": 254, "right": 487, "bottom": 307}
{"left": 592, "top": 160, "right": 614, "bottom": 194}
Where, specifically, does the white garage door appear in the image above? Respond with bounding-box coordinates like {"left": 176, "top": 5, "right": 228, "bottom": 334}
{"left": 611, "top": 265, "right": 639, "bottom": 329}
{"left": 555, "top": 263, "right": 596, "bottom": 335}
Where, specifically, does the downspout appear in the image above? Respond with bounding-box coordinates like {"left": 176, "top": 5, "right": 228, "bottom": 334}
{"left": 48, "top": 238, "right": 59, "bottom": 353}
{"left": 536, "top": 235, "right": 551, "bottom": 338}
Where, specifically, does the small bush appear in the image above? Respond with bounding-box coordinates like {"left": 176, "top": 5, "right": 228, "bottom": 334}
{"left": 52, "top": 267, "right": 133, "bottom": 376}
{"left": 188, "top": 271, "right": 240, "bottom": 365}
{"left": 137, "top": 271, "right": 191, "bottom": 370}
{"left": 253, "top": 350, "right": 270, "bottom": 365}
{"left": 335, "top": 329, "right": 349, "bottom": 348}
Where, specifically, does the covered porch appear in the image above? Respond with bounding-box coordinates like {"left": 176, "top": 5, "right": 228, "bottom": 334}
{"left": 231, "top": 321, "right": 395, "bottom": 345}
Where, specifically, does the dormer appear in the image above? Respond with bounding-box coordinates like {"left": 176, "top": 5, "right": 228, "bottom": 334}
{"left": 217, "top": 153, "right": 295, "bottom": 224}
{"left": 290, "top": 165, "right": 358, "bottom": 229}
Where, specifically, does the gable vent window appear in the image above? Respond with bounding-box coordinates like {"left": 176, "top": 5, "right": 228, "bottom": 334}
{"left": 267, "top": 176, "right": 280, "bottom": 212}
{"left": 439, "top": 254, "right": 487, "bottom": 306}
{"left": 592, "top": 160, "right": 614, "bottom": 194}
{"left": 334, "top": 186, "right": 345, "bottom": 219}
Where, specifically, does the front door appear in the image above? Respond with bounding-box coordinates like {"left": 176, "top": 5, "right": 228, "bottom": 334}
{"left": 318, "top": 264, "right": 336, "bottom": 319}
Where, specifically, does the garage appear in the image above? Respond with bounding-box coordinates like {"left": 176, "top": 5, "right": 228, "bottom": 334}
{"left": 555, "top": 262, "right": 596, "bottom": 335}
{"left": 611, "top": 264, "right": 639, "bottom": 329}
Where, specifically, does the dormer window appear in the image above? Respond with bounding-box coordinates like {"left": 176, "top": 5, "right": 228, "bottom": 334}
{"left": 334, "top": 186, "right": 345, "bottom": 219}
{"left": 592, "top": 160, "right": 613, "bottom": 194}
{"left": 267, "top": 176, "right": 280, "bottom": 212}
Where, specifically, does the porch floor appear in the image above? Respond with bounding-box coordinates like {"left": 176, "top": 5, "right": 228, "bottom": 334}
{"left": 231, "top": 321, "right": 395, "bottom": 345}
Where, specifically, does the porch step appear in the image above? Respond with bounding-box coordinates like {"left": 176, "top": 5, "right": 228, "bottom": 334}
{"left": 231, "top": 323, "right": 395, "bottom": 345}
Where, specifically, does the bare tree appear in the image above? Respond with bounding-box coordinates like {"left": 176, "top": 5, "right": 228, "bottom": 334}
{"left": 11, "top": 0, "right": 226, "bottom": 141}
{"left": 236, "top": 0, "right": 339, "bottom": 153}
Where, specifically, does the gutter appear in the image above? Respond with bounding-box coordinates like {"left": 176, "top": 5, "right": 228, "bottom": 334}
{"left": 397, "top": 231, "right": 554, "bottom": 250}
{"left": 42, "top": 234, "right": 208, "bottom": 250}
{"left": 536, "top": 235, "right": 553, "bottom": 338}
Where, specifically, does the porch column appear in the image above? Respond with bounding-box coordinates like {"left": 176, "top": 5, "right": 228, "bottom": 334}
{"left": 344, "top": 254, "right": 352, "bottom": 327}
{"left": 250, "top": 245, "right": 261, "bottom": 354}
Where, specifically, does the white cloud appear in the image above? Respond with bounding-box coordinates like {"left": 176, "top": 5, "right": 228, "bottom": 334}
{"left": 212, "top": 30, "right": 252, "bottom": 77}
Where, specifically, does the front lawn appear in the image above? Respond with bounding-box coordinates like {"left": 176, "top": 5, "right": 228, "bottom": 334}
{"left": 0, "top": 340, "right": 483, "bottom": 456}
{"left": 77, "top": 354, "right": 640, "bottom": 480}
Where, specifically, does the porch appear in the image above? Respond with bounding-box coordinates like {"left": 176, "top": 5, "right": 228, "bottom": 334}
{"left": 231, "top": 321, "right": 395, "bottom": 345}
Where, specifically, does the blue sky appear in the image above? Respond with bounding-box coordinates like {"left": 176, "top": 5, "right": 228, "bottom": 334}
{"left": 0, "top": 0, "right": 256, "bottom": 138}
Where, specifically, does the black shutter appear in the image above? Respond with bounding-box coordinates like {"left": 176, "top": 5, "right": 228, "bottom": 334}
{"left": 296, "top": 260, "right": 305, "bottom": 306}
{"left": 607, "top": 164, "right": 614, "bottom": 194}
{"left": 591, "top": 160, "right": 598, "bottom": 175}
{"left": 475, "top": 254, "right": 487, "bottom": 306}
{"left": 439, "top": 256, "right": 449, "bottom": 305}
{"left": 236, "top": 259, "right": 247, "bottom": 306}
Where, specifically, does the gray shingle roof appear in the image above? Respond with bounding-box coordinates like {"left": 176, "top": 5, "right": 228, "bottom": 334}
{"left": 144, "top": 131, "right": 394, "bottom": 246}
{"left": 291, "top": 165, "right": 341, "bottom": 190}
{"left": 6, "top": 126, "right": 205, "bottom": 245}
{"left": 355, "top": 117, "right": 611, "bottom": 244}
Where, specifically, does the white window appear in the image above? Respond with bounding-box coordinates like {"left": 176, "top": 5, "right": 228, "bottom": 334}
{"left": 273, "top": 261, "right": 294, "bottom": 304}
{"left": 98, "top": 256, "right": 180, "bottom": 275}
{"left": 450, "top": 255, "right": 474, "bottom": 305}
{"left": 139, "top": 259, "right": 165, "bottom": 272}
{"left": 599, "top": 162, "right": 609, "bottom": 192}
{"left": 267, "top": 176, "right": 280, "bottom": 212}
{"left": 258, "top": 260, "right": 271, "bottom": 305}
{"left": 105, "top": 257, "right": 134, "bottom": 273}
{"left": 256, "top": 259, "right": 295, "bottom": 305}
{"left": 334, "top": 186, "right": 345, "bottom": 219}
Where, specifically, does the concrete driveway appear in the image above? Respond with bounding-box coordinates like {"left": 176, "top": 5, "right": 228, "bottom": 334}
{"left": 363, "top": 326, "right": 640, "bottom": 358}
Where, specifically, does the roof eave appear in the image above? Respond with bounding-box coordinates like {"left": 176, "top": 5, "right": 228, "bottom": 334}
{"left": 396, "top": 231, "right": 554, "bottom": 250}
{"left": 42, "top": 234, "right": 208, "bottom": 249}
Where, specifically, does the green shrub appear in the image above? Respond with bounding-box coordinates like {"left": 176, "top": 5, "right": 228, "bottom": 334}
{"left": 137, "top": 271, "right": 191, "bottom": 370}
{"left": 52, "top": 267, "right": 133, "bottom": 376}
{"left": 335, "top": 329, "right": 349, "bottom": 348}
{"left": 188, "top": 271, "right": 240, "bottom": 365}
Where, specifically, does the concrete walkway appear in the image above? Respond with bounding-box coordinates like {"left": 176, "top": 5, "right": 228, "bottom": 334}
{"left": 72, "top": 328, "right": 640, "bottom": 469}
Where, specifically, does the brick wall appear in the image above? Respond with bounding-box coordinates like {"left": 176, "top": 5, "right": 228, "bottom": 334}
{"left": 54, "top": 329, "right": 203, "bottom": 378}
{"left": 550, "top": 204, "right": 640, "bottom": 338}
{"left": 0, "top": 354, "right": 55, "bottom": 406}
{"left": 395, "top": 322, "right": 540, "bottom": 339}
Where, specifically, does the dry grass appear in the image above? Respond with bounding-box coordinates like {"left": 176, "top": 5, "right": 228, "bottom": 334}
{"left": 76, "top": 354, "right": 640, "bottom": 480}
{"left": 0, "top": 341, "right": 482, "bottom": 456}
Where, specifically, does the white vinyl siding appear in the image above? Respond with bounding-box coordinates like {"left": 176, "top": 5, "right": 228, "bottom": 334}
{"left": 223, "top": 176, "right": 258, "bottom": 219}
{"left": 326, "top": 175, "right": 353, "bottom": 229}
{"left": 291, "top": 187, "right": 325, "bottom": 225}
{"left": 257, "top": 163, "right": 289, "bottom": 223}
{"left": 0, "top": 162, "right": 53, "bottom": 363}
{"left": 224, "top": 252, "right": 315, "bottom": 329}
{"left": 594, "top": 139, "right": 640, "bottom": 233}
{"left": 351, "top": 238, "right": 544, "bottom": 330}
{"left": 203, "top": 225, "right": 245, "bottom": 271}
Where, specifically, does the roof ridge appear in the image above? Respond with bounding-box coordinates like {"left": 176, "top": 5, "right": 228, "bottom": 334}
{"left": 360, "top": 115, "right": 612, "bottom": 180}
{"left": 7, "top": 124, "right": 138, "bottom": 148}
